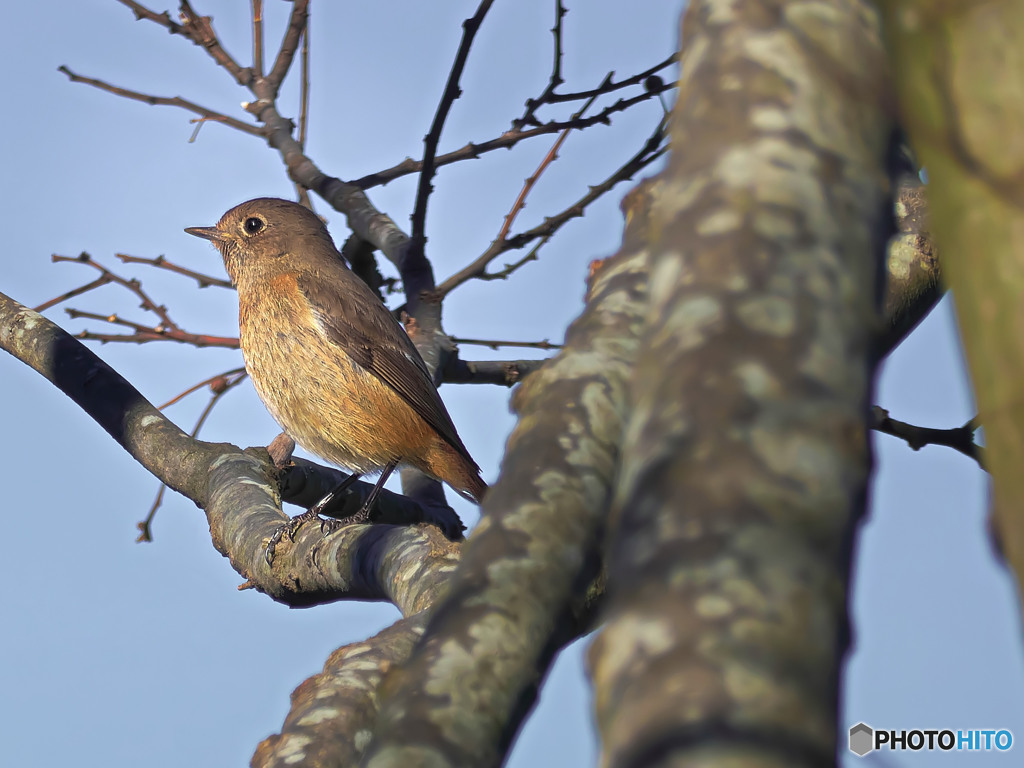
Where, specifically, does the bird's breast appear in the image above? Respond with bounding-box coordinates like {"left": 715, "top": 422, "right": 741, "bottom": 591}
{"left": 235, "top": 273, "right": 433, "bottom": 473}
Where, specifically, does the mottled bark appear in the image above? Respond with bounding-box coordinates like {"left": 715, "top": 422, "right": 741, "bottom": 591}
{"left": 589, "top": 3, "right": 892, "bottom": 768}
{"left": 879, "top": 171, "right": 941, "bottom": 356}
{"left": 880, "top": 0, "right": 1024, "bottom": 592}
{"left": 252, "top": 615, "right": 428, "bottom": 768}
{"left": 362, "top": 182, "right": 657, "bottom": 768}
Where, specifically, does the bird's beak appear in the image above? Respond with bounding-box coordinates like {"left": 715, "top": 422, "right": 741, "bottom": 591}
{"left": 184, "top": 226, "right": 230, "bottom": 243}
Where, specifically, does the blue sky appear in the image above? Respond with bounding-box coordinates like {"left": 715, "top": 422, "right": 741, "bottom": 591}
{"left": 1, "top": 2, "right": 1020, "bottom": 766}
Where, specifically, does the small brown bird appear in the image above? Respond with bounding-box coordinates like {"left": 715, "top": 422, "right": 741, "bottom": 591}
{"left": 185, "top": 198, "right": 485, "bottom": 550}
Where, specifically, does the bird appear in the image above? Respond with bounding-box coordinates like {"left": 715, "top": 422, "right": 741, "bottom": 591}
{"left": 185, "top": 198, "right": 486, "bottom": 559}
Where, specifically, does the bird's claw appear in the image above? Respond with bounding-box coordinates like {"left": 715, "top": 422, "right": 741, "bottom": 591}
{"left": 264, "top": 508, "right": 325, "bottom": 566}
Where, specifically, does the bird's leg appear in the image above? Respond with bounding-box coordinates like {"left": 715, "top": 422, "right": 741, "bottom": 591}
{"left": 265, "top": 471, "right": 363, "bottom": 565}
{"left": 320, "top": 459, "right": 399, "bottom": 534}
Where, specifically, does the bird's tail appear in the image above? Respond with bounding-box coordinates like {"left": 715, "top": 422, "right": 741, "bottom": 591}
{"left": 423, "top": 441, "right": 488, "bottom": 505}
{"left": 454, "top": 468, "right": 488, "bottom": 505}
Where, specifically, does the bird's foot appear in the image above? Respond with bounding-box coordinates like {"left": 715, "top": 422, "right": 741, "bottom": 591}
{"left": 265, "top": 508, "right": 326, "bottom": 565}
{"left": 319, "top": 502, "right": 373, "bottom": 536}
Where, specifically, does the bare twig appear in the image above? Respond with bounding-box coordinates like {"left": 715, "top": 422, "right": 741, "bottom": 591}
{"left": 33, "top": 276, "right": 112, "bottom": 313}
{"left": 50, "top": 252, "right": 179, "bottom": 330}
{"left": 519, "top": 52, "right": 678, "bottom": 126}
{"left": 293, "top": 8, "right": 311, "bottom": 203}
{"left": 114, "top": 253, "right": 233, "bottom": 289}
{"left": 496, "top": 95, "right": 595, "bottom": 242}
{"left": 409, "top": 0, "right": 496, "bottom": 263}
{"left": 136, "top": 485, "right": 168, "bottom": 543}
{"left": 518, "top": 0, "right": 568, "bottom": 129}
{"left": 251, "top": 0, "right": 264, "bottom": 78}
{"left": 441, "top": 357, "right": 546, "bottom": 387}
{"left": 66, "top": 309, "right": 166, "bottom": 335}
{"left": 116, "top": 0, "right": 183, "bottom": 32}
{"left": 70, "top": 326, "right": 239, "bottom": 349}
{"left": 57, "top": 66, "right": 264, "bottom": 138}
{"left": 158, "top": 367, "right": 248, "bottom": 410}
{"left": 298, "top": 15, "right": 310, "bottom": 149}
{"left": 177, "top": 0, "right": 252, "bottom": 85}
{"left": 436, "top": 116, "right": 668, "bottom": 296}
{"left": 352, "top": 86, "right": 670, "bottom": 190}
{"left": 138, "top": 367, "right": 250, "bottom": 542}
{"left": 872, "top": 406, "right": 984, "bottom": 465}
{"left": 266, "top": 0, "right": 310, "bottom": 91}
{"left": 479, "top": 235, "right": 552, "bottom": 283}
{"left": 117, "top": 0, "right": 252, "bottom": 85}
{"left": 451, "top": 337, "right": 562, "bottom": 351}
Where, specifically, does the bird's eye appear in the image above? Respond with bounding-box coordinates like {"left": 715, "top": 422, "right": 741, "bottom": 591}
{"left": 243, "top": 217, "right": 265, "bottom": 235}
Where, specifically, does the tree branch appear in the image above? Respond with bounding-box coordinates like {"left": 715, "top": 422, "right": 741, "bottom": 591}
{"left": 0, "top": 291, "right": 462, "bottom": 611}
{"left": 409, "top": 0, "right": 495, "bottom": 265}
{"left": 436, "top": 116, "right": 668, "bottom": 296}
{"left": 590, "top": 3, "right": 892, "bottom": 766}
{"left": 441, "top": 356, "right": 546, "bottom": 387}
{"left": 363, "top": 179, "right": 656, "bottom": 768}
{"left": 871, "top": 407, "right": 983, "bottom": 464}
{"left": 114, "top": 252, "right": 233, "bottom": 290}
{"left": 57, "top": 66, "right": 264, "bottom": 138}
{"left": 877, "top": 169, "right": 941, "bottom": 357}
{"left": 265, "top": 0, "right": 309, "bottom": 91}
{"left": 351, "top": 86, "right": 672, "bottom": 190}
{"left": 252, "top": 613, "right": 429, "bottom": 768}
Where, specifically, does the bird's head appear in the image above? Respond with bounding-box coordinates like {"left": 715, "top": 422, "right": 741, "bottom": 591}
{"left": 185, "top": 197, "right": 337, "bottom": 284}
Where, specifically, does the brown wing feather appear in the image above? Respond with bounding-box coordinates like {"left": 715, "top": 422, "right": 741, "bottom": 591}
{"left": 295, "top": 272, "right": 478, "bottom": 469}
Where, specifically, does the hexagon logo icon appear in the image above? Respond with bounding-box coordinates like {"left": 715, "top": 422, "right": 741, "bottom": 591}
{"left": 849, "top": 722, "right": 874, "bottom": 757}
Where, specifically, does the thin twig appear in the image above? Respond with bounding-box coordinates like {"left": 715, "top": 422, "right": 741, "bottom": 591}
{"left": 352, "top": 85, "right": 671, "bottom": 190}
{"left": 158, "top": 367, "right": 248, "bottom": 409}
{"left": 57, "top": 66, "right": 264, "bottom": 138}
{"left": 251, "top": 0, "right": 264, "bottom": 78}
{"left": 442, "top": 357, "right": 546, "bottom": 386}
{"left": 451, "top": 337, "right": 562, "bottom": 351}
{"left": 437, "top": 116, "right": 669, "bottom": 296}
{"left": 497, "top": 95, "right": 597, "bottom": 242}
{"left": 70, "top": 326, "right": 239, "bottom": 349}
{"left": 116, "top": 0, "right": 182, "bottom": 32}
{"left": 266, "top": 0, "right": 310, "bottom": 91}
{"left": 871, "top": 406, "right": 984, "bottom": 465}
{"left": 520, "top": 52, "right": 677, "bottom": 124}
{"left": 518, "top": 1, "right": 567, "bottom": 128}
{"left": 476, "top": 235, "right": 552, "bottom": 283}
{"left": 50, "top": 252, "right": 180, "bottom": 330}
{"left": 138, "top": 367, "right": 249, "bottom": 541}
{"left": 66, "top": 309, "right": 167, "bottom": 335}
{"left": 34, "top": 277, "right": 112, "bottom": 313}
{"left": 177, "top": 0, "right": 252, "bottom": 85}
{"left": 298, "top": 16, "right": 310, "bottom": 149}
{"left": 409, "top": 0, "right": 495, "bottom": 262}
{"left": 114, "top": 253, "right": 233, "bottom": 289}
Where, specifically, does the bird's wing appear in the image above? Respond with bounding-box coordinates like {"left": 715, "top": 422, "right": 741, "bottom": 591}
{"left": 295, "top": 272, "right": 477, "bottom": 468}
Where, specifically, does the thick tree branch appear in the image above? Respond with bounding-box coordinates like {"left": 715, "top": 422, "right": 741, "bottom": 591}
{"left": 882, "top": 0, "right": 1024, "bottom": 590}
{"left": 0, "top": 291, "right": 461, "bottom": 611}
{"left": 252, "top": 614, "right": 429, "bottom": 768}
{"left": 363, "top": 180, "right": 656, "bottom": 768}
{"left": 589, "top": 3, "right": 893, "bottom": 767}
{"left": 878, "top": 170, "right": 941, "bottom": 357}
